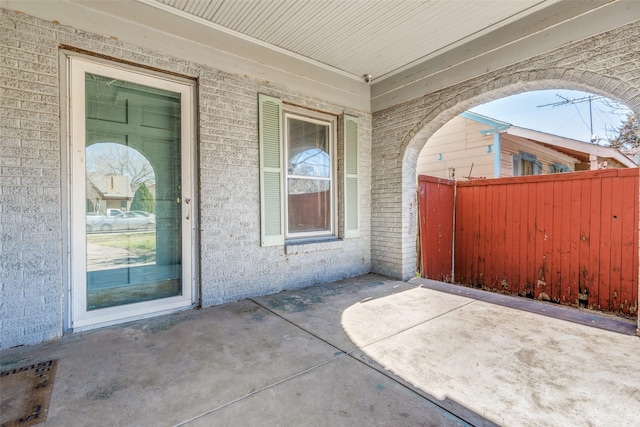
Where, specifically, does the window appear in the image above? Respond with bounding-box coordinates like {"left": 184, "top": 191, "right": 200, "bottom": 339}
{"left": 259, "top": 94, "right": 359, "bottom": 246}
{"left": 285, "top": 112, "right": 335, "bottom": 238}
{"left": 549, "top": 162, "right": 572, "bottom": 173}
{"left": 512, "top": 151, "right": 541, "bottom": 176}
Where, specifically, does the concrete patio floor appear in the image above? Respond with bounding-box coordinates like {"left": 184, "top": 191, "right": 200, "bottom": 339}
{"left": 1, "top": 274, "right": 639, "bottom": 426}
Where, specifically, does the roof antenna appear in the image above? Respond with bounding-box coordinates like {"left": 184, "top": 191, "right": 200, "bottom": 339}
{"left": 537, "top": 93, "right": 602, "bottom": 143}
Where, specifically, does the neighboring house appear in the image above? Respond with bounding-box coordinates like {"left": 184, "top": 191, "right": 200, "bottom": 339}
{"left": 86, "top": 175, "right": 133, "bottom": 214}
{"left": 2, "top": 1, "right": 640, "bottom": 348}
{"left": 417, "top": 112, "right": 637, "bottom": 180}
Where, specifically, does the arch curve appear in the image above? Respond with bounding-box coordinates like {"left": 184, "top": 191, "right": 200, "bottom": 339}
{"left": 403, "top": 73, "right": 639, "bottom": 168}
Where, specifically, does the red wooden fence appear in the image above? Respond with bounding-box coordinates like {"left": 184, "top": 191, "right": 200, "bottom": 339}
{"left": 419, "top": 169, "right": 639, "bottom": 317}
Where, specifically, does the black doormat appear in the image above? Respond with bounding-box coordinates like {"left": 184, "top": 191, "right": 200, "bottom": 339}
{"left": 0, "top": 360, "right": 57, "bottom": 427}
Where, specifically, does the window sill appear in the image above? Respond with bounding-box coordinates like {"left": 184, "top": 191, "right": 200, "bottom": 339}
{"left": 285, "top": 237, "right": 342, "bottom": 254}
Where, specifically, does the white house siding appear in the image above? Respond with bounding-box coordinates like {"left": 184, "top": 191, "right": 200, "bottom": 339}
{"left": 499, "top": 134, "right": 578, "bottom": 177}
{"left": 416, "top": 116, "right": 495, "bottom": 179}
{"left": 0, "top": 9, "right": 371, "bottom": 348}
{"left": 371, "top": 20, "right": 640, "bottom": 283}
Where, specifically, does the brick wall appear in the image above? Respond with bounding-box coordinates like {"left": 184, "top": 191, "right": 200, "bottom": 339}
{"left": 1, "top": 11, "right": 62, "bottom": 346}
{"left": 0, "top": 9, "right": 371, "bottom": 348}
{"left": 370, "top": 20, "right": 640, "bottom": 321}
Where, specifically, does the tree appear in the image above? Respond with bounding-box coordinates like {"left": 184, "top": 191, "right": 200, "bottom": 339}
{"left": 607, "top": 113, "right": 640, "bottom": 164}
{"left": 86, "top": 142, "right": 155, "bottom": 192}
{"left": 130, "top": 183, "right": 155, "bottom": 213}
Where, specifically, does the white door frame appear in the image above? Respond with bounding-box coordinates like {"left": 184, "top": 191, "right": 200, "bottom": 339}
{"left": 67, "top": 56, "right": 196, "bottom": 331}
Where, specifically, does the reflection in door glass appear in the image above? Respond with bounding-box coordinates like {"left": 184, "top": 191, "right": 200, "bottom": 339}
{"left": 85, "top": 73, "right": 182, "bottom": 310}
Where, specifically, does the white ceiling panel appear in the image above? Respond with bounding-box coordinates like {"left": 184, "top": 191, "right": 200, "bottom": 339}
{"left": 153, "top": 0, "right": 558, "bottom": 80}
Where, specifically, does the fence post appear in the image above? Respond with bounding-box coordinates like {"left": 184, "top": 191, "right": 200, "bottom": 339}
{"left": 451, "top": 180, "right": 457, "bottom": 283}
{"left": 637, "top": 168, "right": 640, "bottom": 336}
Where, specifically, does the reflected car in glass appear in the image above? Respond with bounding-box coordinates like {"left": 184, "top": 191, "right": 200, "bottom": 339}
{"left": 86, "top": 211, "right": 156, "bottom": 233}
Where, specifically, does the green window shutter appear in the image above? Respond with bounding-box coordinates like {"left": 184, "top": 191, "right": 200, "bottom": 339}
{"left": 259, "top": 94, "right": 284, "bottom": 246}
{"left": 344, "top": 115, "right": 359, "bottom": 238}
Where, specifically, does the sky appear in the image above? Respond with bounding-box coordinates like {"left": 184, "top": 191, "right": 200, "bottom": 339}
{"left": 469, "top": 89, "right": 632, "bottom": 145}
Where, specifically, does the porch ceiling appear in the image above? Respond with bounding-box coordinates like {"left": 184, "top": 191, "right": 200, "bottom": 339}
{"left": 4, "top": 0, "right": 640, "bottom": 111}
{"left": 141, "top": 0, "right": 640, "bottom": 110}
{"left": 151, "top": 0, "right": 554, "bottom": 82}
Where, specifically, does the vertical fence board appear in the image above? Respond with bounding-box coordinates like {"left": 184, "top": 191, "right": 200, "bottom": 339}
{"left": 484, "top": 184, "right": 490, "bottom": 287}
{"left": 479, "top": 185, "right": 486, "bottom": 284}
{"left": 470, "top": 185, "right": 477, "bottom": 284}
{"left": 588, "top": 177, "right": 602, "bottom": 309}
{"left": 504, "top": 184, "right": 515, "bottom": 292}
{"left": 512, "top": 183, "right": 523, "bottom": 294}
{"left": 620, "top": 176, "right": 635, "bottom": 314}
{"left": 441, "top": 181, "right": 455, "bottom": 280}
{"left": 599, "top": 178, "right": 613, "bottom": 311}
{"left": 486, "top": 186, "right": 502, "bottom": 289}
{"left": 519, "top": 183, "right": 530, "bottom": 295}
{"left": 551, "top": 180, "right": 564, "bottom": 302}
{"left": 497, "top": 184, "right": 508, "bottom": 288}
{"left": 458, "top": 186, "right": 468, "bottom": 283}
{"left": 542, "top": 182, "right": 555, "bottom": 300}
{"left": 526, "top": 183, "right": 537, "bottom": 296}
{"left": 578, "top": 178, "right": 592, "bottom": 307}
{"left": 610, "top": 176, "right": 624, "bottom": 312}
{"left": 559, "top": 180, "right": 572, "bottom": 304}
{"left": 569, "top": 180, "right": 582, "bottom": 304}
{"left": 455, "top": 183, "right": 466, "bottom": 283}
{"left": 463, "top": 185, "right": 474, "bottom": 285}
{"left": 534, "top": 182, "right": 546, "bottom": 299}
{"left": 464, "top": 184, "right": 473, "bottom": 284}
{"left": 487, "top": 184, "right": 496, "bottom": 287}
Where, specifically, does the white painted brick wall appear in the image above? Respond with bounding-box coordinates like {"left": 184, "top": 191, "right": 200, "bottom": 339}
{"left": 371, "top": 20, "right": 640, "bottom": 289}
{"left": 0, "top": 8, "right": 371, "bottom": 348}
{"left": 1, "top": 10, "right": 62, "bottom": 347}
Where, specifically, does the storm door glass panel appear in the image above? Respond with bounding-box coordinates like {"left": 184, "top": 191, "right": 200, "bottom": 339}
{"left": 286, "top": 117, "right": 332, "bottom": 235}
{"left": 84, "top": 73, "right": 182, "bottom": 310}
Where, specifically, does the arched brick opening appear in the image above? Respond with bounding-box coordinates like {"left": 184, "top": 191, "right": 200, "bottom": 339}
{"left": 400, "top": 78, "right": 639, "bottom": 278}
{"left": 371, "top": 22, "right": 640, "bottom": 334}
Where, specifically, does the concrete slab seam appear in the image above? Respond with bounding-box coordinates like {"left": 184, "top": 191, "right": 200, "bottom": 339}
{"left": 249, "top": 298, "right": 352, "bottom": 355}
{"left": 354, "top": 288, "right": 479, "bottom": 351}
{"left": 250, "top": 297, "right": 476, "bottom": 426}
{"left": 173, "top": 357, "right": 340, "bottom": 426}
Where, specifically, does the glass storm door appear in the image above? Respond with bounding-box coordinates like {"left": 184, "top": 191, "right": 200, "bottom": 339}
{"left": 70, "top": 58, "right": 194, "bottom": 329}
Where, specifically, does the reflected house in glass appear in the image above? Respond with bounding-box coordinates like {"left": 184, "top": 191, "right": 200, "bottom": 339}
{"left": 86, "top": 174, "right": 133, "bottom": 214}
